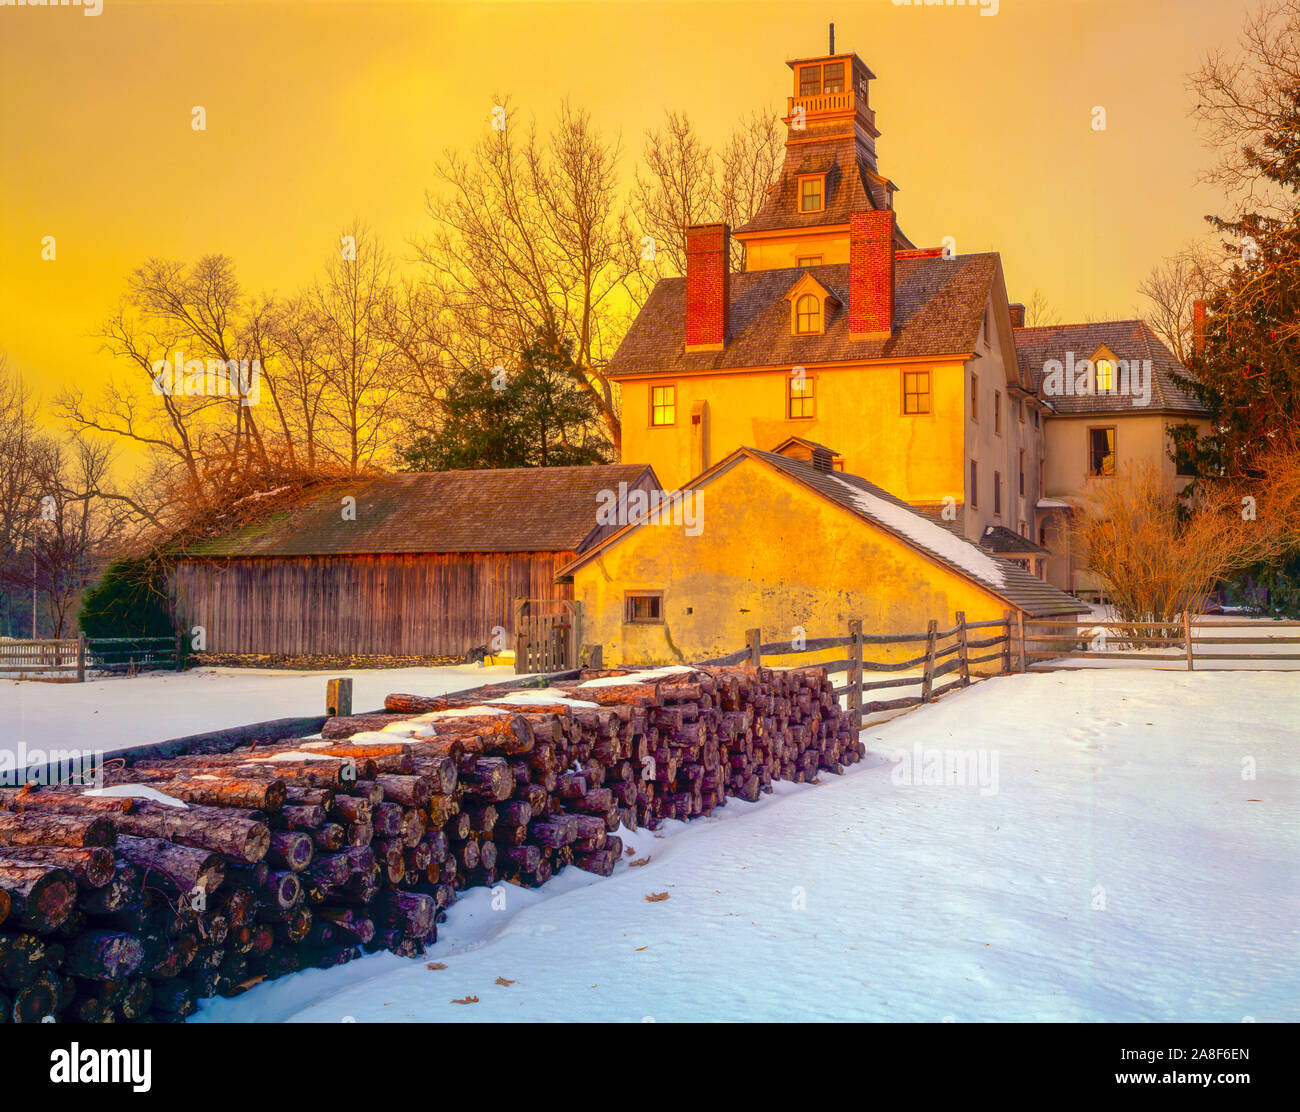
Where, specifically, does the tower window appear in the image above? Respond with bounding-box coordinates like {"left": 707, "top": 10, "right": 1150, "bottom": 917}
{"left": 799, "top": 176, "right": 824, "bottom": 213}
{"left": 794, "top": 294, "right": 822, "bottom": 335}
{"left": 799, "top": 65, "right": 821, "bottom": 96}
{"left": 788, "top": 374, "right": 815, "bottom": 419}
{"left": 650, "top": 385, "right": 676, "bottom": 426}
{"left": 822, "top": 62, "right": 845, "bottom": 93}
{"left": 796, "top": 255, "right": 822, "bottom": 267}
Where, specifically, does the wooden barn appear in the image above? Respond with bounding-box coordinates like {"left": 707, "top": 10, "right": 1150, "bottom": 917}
{"left": 171, "top": 465, "right": 658, "bottom": 661}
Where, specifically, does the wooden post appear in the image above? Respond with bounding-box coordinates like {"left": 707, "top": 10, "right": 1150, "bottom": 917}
{"left": 746, "top": 628, "right": 762, "bottom": 667}
{"left": 848, "top": 619, "right": 864, "bottom": 725}
{"left": 955, "top": 611, "right": 970, "bottom": 686}
{"left": 1183, "top": 609, "right": 1194, "bottom": 671}
{"left": 921, "top": 619, "right": 937, "bottom": 702}
{"left": 326, "top": 678, "right": 353, "bottom": 718}
{"left": 1002, "top": 610, "right": 1013, "bottom": 673}
{"left": 1015, "top": 610, "right": 1027, "bottom": 673}
{"left": 569, "top": 600, "right": 582, "bottom": 671}
{"left": 76, "top": 635, "right": 86, "bottom": 684}
{"left": 175, "top": 630, "right": 184, "bottom": 672}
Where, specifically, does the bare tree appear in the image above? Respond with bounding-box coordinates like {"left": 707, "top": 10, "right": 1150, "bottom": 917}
{"left": 1137, "top": 245, "right": 1219, "bottom": 363}
{"left": 417, "top": 98, "right": 640, "bottom": 451}
{"left": 718, "top": 109, "right": 785, "bottom": 271}
{"left": 631, "top": 110, "right": 719, "bottom": 279}
{"left": 1022, "top": 289, "right": 1062, "bottom": 328}
{"left": 1190, "top": 0, "right": 1300, "bottom": 217}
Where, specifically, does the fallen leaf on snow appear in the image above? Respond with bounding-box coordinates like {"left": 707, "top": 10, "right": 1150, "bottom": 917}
{"left": 426, "top": 962, "right": 447, "bottom": 970}
{"left": 451, "top": 995, "right": 479, "bottom": 1005}
{"left": 629, "top": 856, "right": 651, "bottom": 867}
{"left": 645, "top": 892, "right": 669, "bottom": 902}
{"left": 495, "top": 976, "right": 516, "bottom": 986}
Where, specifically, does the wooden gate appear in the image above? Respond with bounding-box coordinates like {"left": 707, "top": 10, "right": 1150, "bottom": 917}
{"left": 513, "top": 599, "right": 580, "bottom": 674}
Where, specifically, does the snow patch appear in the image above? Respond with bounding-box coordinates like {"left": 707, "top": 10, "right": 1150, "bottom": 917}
{"left": 84, "top": 784, "right": 189, "bottom": 809}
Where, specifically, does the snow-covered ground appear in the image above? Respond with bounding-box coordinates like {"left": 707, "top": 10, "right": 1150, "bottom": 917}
{"left": 1042, "top": 613, "right": 1300, "bottom": 670}
{"left": 0, "top": 664, "right": 521, "bottom": 759}
{"left": 192, "top": 668, "right": 1299, "bottom": 1023}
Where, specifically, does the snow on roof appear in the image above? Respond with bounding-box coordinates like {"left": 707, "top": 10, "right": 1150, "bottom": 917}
{"left": 828, "top": 474, "right": 1007, "bottom": 588}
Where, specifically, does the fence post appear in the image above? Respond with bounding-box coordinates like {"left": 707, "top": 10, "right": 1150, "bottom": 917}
{"left": 1183, "top": 609, "right": 1194, "bottom": 671}
{"left": 955, "top": 611, "right": 970, "bottom": 686}
{"left": 175, "top": 630, "right": 184, "bottom": 672}
{"left": 76, "top": 635, "right": 86, "bottom": 683}
{"left": 848, "top": 619, "right": 863, "bottom": 725}
{"left": 921, "top": 619, "right": 937, "bottom": 702}
{"left": 1016, "top": 610, "right": 1027, "bottom": 673}
{"left": 747, "top": 628, "right": 762, "bottom": 667}
{"left": 1002, "top": 609, "right": 1013, "bottom": 673}
{"left": 326, "top": 677, "right": 353, "bottom": 717}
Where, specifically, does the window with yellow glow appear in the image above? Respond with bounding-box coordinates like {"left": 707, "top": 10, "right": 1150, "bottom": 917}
{"left": 650, "top": 385, "right": 676, "bottom": 426}
{"left": 788, "top": 374, "right": 815, "bottom": 419}
{"left": 1095, "top": 359, "right": 1115, "bottom": 392}
{"left": 794, "top": 294, "right": 821, "bottom": 334}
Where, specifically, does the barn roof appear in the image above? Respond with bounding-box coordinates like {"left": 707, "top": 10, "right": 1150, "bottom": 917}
{"left": 185, "top": 465, "right": 658, "bottom": 558}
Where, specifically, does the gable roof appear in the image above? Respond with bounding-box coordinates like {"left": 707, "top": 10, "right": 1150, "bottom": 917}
{"left": 607, "top": 253, "right": 1000, "bottom": 378}
{"left": 1013, "top": 319, "right": 1209, "bottom": 416}
{"left": 184, "top": 465, "right": 658, "bottom": 559}
{"left": 563, "top": 448, "right": 1087, "bottom": 618}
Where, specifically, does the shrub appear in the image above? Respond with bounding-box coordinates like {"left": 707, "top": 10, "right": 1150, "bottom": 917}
{"left": 78, "top": 556, "right": 174, "bottom": 639}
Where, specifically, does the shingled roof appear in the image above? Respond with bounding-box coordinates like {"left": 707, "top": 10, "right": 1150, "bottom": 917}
{"left": 185, "top": 465, "right": 658, "bottom": 558}
{"left": 607, "top": 253, "right": 1000, "bottom": 378}
{"left": 736, "top": 131, "right": 911, "bottom": 246}
{"left": 1014, "top": 320, "right": 1209, "bottom": 416}
{"left": 980, "top": 524, "right": 1050, "bottom": 556}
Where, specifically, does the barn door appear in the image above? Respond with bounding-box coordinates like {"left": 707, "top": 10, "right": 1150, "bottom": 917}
{"left": 513, "top": 599, "right": 580, "bottom": 674}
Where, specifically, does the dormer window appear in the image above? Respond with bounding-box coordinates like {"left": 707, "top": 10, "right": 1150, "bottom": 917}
{"left": 795, "top": 294, "right": 822, "bottom": 334}
{"left": 1091, "top": 346, "right": 1118, "bottom": 393}
{"left": 798, "top": 175, "right": 825, "bottom": 214}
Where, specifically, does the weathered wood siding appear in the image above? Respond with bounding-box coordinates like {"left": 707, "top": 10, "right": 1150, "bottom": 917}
{"left": 171, "top": 553, "right": 574, "bottom": 657}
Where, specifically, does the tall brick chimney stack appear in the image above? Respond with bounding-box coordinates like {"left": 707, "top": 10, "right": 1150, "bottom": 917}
{"left": 1008, "top": 303, "right": 1026, "bottom": 328}
{"left": 1192, "top": 299, "right": 1206, "bottom": 358}
{"left": 849, "top": 210, "right": 895, "bottom": 339}
{"left": 684, "top": 224, "right": 730, "bottom": 352}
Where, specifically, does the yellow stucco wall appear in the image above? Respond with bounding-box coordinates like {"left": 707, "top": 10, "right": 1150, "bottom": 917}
{"left": 618, "top": 361, "right": 969, "bottom": 501}
{"left": 570, "top": 456, "right": 1013, "bottom": 668}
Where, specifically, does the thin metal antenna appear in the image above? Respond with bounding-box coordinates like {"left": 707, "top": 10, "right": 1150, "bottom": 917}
{"left": 829, "top": 22, "right": 835, "bottom": 55}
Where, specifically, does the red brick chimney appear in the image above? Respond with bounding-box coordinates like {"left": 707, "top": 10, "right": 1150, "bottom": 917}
{"left": 1192, "top": 299, "right": 1206, "bottom": 358}
{"left": 1008, "top": 303, "right": 1026, "bottom": 328}
{"left": 849, "top": 210, "right": 895, "bottom": 339}
{"left": 684, "top": 223, "right": 730, "bottom": 352}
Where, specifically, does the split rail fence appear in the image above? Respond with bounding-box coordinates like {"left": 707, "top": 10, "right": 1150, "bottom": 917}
{"left": 1018, "top": 612, "right": 1300, "bottom": 671}
{"left": 0, "top": 636, "right": 185, "bottom": 680}
{"left": 699, "top": 610, "right": 1014, "bottom": 727}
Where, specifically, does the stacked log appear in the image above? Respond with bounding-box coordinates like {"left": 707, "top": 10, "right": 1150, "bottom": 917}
{"left": 0, "top": 664, "right": 862, "bottom": 1022}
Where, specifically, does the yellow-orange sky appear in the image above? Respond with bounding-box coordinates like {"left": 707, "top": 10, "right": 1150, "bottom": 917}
{"left": 0, "top": 0, "right": 1257, "bottom": 425}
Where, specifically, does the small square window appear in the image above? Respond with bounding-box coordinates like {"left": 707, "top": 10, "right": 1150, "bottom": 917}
{"left": 796, "top": 255, "right": 822, "bottom": 267}
{"left": 650, "top": 385, "right": 676, "bottom": 427}
{"left": 822, "top": 62, "right": 845, "bottom": 94}
{"left": 625, "top": 592, "right": 663, "bottom": 624}
{"left": 799, "top": 177, "right": 824, "bottom": 213}
{"left": 903, "top": 369, "right": 930, "bottom": 414}
{"left": 799, "top": 65, "right": 821, "bottom": 96}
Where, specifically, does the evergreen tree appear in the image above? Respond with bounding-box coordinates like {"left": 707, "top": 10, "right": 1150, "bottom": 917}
{"left": 399, "top": 334, "right": 612, "bottom": 471}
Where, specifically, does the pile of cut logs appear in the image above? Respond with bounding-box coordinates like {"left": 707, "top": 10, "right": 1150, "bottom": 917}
{"left": 0, "top": 665, "right": 861, "bottom": 1022}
